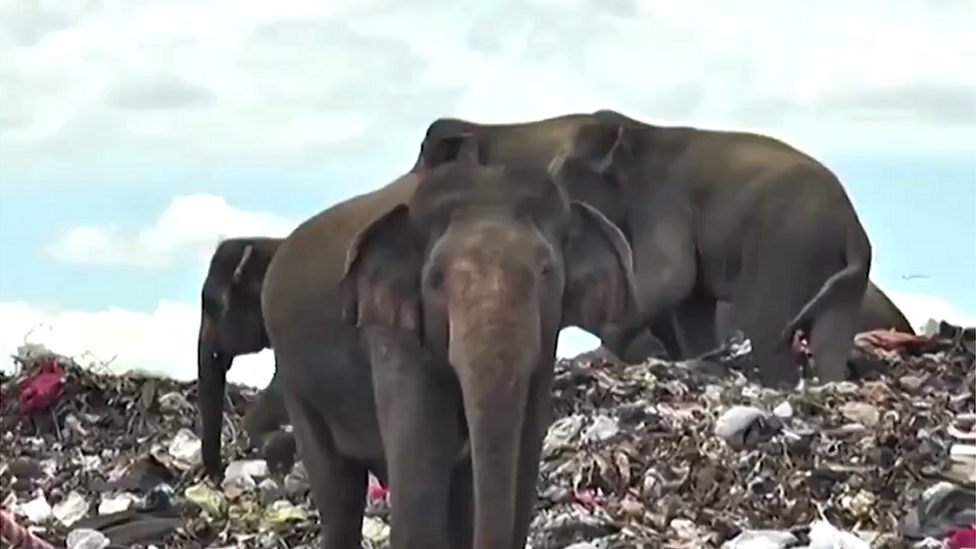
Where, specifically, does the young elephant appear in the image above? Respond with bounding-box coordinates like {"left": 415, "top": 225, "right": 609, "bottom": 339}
{"left": 197, "top": 237, "right": 291, "bottom": 479}
{"left": 262, "top": 137, "right": 637, "bottom": 549}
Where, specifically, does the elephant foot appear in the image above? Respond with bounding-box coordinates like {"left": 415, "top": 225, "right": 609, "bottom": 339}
{"left": 263, "top": 431, "right": 298, "bottom": 476}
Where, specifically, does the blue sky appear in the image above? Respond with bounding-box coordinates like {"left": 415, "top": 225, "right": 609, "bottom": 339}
{"left": 0, "top": 0, "right": 973, "bottom": 389}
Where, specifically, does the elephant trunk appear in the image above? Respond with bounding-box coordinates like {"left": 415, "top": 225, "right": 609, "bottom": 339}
{"left": 198, "top": 312, "right": 230, "bottom": 481}
{"left": 448, "top": 301, "right": 539, "bottom": 549}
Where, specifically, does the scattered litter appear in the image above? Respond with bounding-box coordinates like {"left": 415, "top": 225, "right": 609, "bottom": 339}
{"left": 720, "top": 529, "right": 797, "bottom": 549}
{"left": 66, "top": 528, "right": 111, "bottom": 549}
{"left": 52, "top": 490, "right": 89, "bottom": 526}
{"left": 2, "top": 323, "right": 974, "bottom": 548}
{"left": 808, "top": 519, "right": 871, "bottom": 549}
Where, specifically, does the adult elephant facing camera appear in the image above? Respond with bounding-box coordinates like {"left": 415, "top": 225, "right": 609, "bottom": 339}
{"left": 416, "top": 109, "right": 873, "bottom": 387}
{"left": 262, "top": 136, "right": 637, "bottom": 549}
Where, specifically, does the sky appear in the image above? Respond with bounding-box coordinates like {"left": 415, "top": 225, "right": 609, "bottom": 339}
{"left": 0, "top": 0, "right": 973, "bottom": 390}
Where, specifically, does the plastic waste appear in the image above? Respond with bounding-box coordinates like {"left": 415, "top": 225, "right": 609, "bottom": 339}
{"left": 97, "top": 492, "right": 140, "bottom": 515}
{"left": 807, "top": 520, "right": 871, "bottom": 549}
{"left": 53, "top": 490, "right": 89, "bottom": 526}
{"left": 714, "top": 405, "right": 783, "bottom": 449}
{"left": 224, "top": 459, "right": 268, "bottom": 481}
{"left": 157, "top": 391, "right": 191, "bottom": 412}
{"left": 139, "top": 483, "right": 175, "bottom": 512}
{"left": 840, "top": 401, "right": 880, "bottom": 428}
{"left": 899, "top": 481, "right": 976, "bottom": 540}
{"left": 66, "top": 528, "right": 110, "bottom": 549}
{"left": 772, "top": 401, "right": 793, "bottom": 418}
{"left": 19, "top": 490, "right": 53, "bottom": 523}
{"left": 946, "top": 525, "right": 976, "bottom": 549}
{"left": 262, "top": 499, "right": 308, "bottom": 525}
{"left": 15, "top": 342, "right": 56, "bottom": 364}
{"left": 185, "top": 483, "right": 227, "bottom": 518}
{"left": 167, "top": 429, "right": 202, "bottom": 470}
{"left": 543, "top": 415, "right": 585, "bottom": 451}
{"left": 582, "top": 415, "right": 620, "bottom": 442}
{"left": 361, "top": 516, "right": 390, "bottom": 547}
{"left": 720, "top": 529, "right": 798, "bottom": 549}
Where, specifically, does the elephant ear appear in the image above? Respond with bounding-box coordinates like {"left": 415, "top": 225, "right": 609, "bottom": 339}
{"left": 550, "top": 122, "right": 630, "bottom": 179}
{"left": 419, "top": 132, "right": 487, "bottom": 171}
{"left": 340, "top": 204, "right": 423, "bottom": 336}
{"left": 561, "top": 200, "right": 639, "bottom": 337}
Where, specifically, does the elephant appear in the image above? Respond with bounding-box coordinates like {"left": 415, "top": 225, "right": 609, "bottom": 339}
{"left": 260, "top": 135, "right": 637, "bottom": 549}
{"left": 622, "top": 279, "right": 914, "bottom": 361}
{"left": 197, "top": 237, "right": 293, "bottom": 480}
{"left": 413, "top": 109, "right": 873, "bottom": 387}
{"left": 716, "top": 280, "right": 913, "bottom": 342}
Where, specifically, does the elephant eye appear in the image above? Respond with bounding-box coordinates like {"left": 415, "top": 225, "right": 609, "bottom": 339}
{"left": 539, "top": 261, "right": 555, "bottom": 281}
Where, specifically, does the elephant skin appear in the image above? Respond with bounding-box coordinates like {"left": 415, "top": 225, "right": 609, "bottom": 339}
{"left": 621, "top": 280, "right": 915, "bottom": 364}
{"left": 613, "top": 280, "right": 913, "bottom": 371}
{"left": 415, "top": 109, "right": 873, "bottom": 387}
{"left": 261, "top": 135, "right": 637, "bottom": 549}
{"left": 197, "top": 237, "right": 292, "bottom": 480}
{"left": 714, "top": 280, "right": 914, "bottom": 343}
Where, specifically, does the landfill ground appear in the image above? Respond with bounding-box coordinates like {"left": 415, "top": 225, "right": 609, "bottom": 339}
{"left": 2, "top": 322, "right": 974, "bottom": 549}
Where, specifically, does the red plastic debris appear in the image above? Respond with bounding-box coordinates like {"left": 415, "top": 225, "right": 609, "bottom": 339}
{"left": 367, "top": 474, "right": 388, "bottom": 502}
{"left": 17, "top": 358, "right": 66, "bottom": 415}
{"left": 855, "top": 329, "right": 932, "bottom": 352}
{"left": 0, "top": 508, "right": 56, "bottom": 549}
{"left": 946, "top": 526, "right": 976, "bottom": 549}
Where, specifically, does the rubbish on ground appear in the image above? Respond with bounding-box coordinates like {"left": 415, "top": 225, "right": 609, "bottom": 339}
{"left": 66, "top": 528, "right": 111, "bottom": 549}
{"left": 2, "top": 323, "right": 974, "bottom": 548}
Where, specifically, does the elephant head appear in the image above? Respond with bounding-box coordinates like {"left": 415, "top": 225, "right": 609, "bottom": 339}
{"left": 198, "top": 237, "right": 281, "bottom": 480}
{"left": 340, "top": 135, "right": 638, "bottom": 547}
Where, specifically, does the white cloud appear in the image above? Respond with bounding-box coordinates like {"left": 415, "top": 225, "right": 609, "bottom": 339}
{"left": 45, "top": 194, "right": 297, "bottom": 267}
{"left": 0, "top": 301, "right": 600, "bottom": 387}
{"left": 0, "top": 0, "right": 972, "bottom": 159}
{"left": 0, "top": 300, "right": 277, "bottom": 388}
{"left": 2, "top": 292, "right": 971, "bottom": 390}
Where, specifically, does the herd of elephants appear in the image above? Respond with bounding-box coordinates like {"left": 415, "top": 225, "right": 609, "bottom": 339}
{"left": 195, "top": 109, "right": 916, "bottom": 549}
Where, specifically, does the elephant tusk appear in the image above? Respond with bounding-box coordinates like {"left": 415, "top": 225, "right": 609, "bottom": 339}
{"left": 232, "top": 245, "right": 254, "bottom": 283}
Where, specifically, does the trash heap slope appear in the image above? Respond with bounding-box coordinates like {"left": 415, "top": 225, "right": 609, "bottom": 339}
{"left": 1, "top": 327, "right": 974, "bottom": 549}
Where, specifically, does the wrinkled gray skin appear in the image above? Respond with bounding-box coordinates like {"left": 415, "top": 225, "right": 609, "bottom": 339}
{"left": 415, "top": 110, "right": 873, "bottom": 387}
{"left": 261, "top": 136, "right": 637, "bottom": 549}
{"left": 197, "top": 237, "right": 292, "bottom": 480}
{"left": 625, "top": 280, "right": 914, "bottom": 360}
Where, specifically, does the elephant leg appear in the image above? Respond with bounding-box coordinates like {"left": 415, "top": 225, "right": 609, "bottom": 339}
{"left": 262, "top": 430, "right": 298, "bottom": 476}
{"left": 617, "top": 328, "right": 669, "bottom": 362}
{"left": 670, "top": 292, "right": 719, "bottom": 358}
{"left": 808, "top": 298, "right": 861, "bottom": 382}
{"left": 730, "top": 271, "right": 808, "bottom": 390}
{"left": 448, "top": 460, "right": 473, "bottom": 549}
{"left": 283, "top": 386, "right": 367, "bottom": 549}
{"left": 242, "top": 375, "right": 288, "bottom": 449}
{"left": 616, "top": 314, "right": 682, "bottom": 362}
{"left": 512, "top": 371, "right": 552, "bottom": 549}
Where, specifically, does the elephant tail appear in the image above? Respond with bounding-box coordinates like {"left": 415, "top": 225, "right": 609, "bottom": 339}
{"left": 781, "top": 227, "right": 872, "bottom": 342}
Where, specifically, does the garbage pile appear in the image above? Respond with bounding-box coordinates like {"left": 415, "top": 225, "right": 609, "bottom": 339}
{"left": 1, "top": 323, "right": 974, "bottom": 549}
